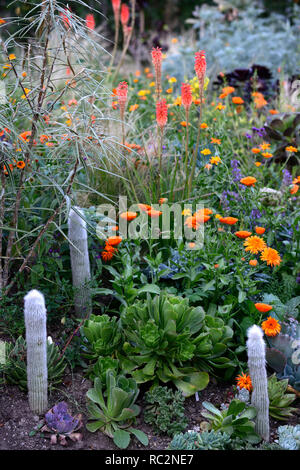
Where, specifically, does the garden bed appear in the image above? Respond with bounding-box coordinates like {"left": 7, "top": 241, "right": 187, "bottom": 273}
{"left": 1, "top": 370, "right": 299, "bottom": 451}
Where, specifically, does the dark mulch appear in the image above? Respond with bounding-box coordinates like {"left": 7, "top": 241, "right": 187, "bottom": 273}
{"left": 0, "top": 370, "right": 299, "bottom": 451}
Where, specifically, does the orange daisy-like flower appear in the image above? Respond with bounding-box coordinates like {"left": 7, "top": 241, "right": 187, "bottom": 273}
{"left": 222, "top": 86, "right": 235, "bottom": 95}
{"left": 106, "top": 236, "right": 122, "bottom": 246}
{"left": 249, "top": 259, "right": 258, "bottom": 267}
{"left": 260, "top": 247, "right": 282, "bottom": 267}
{"left": 211, "top": 137, "right": 221, "bottom": 145}
{"left": 16, "top": 160, "right": 26, "bottom": 169}
{"left": 255, "top": 226, "right": 265, "bottom": 235}
{"left": 251, "top": 148, "right": 261, "bottom": 154}
{"left": 285, "top": 146, "right": 298, "bottom": 153}
{"left": 262, "top": 152, "right": 273, "bottom": 159}
{"left": 260, "top": 142, "right": 270, "bottom": 151}
{"left": 255, "top": 303, "right": 272, "bottom": 313}
{"left": 235, "top": 231, "right": 252, "bottom": 239}
{"left": 232, "top": 96, "right": 244, "bottom": 105}
{"left": 219, "top": 217, "right": 238, "bottom": 225}
{"left": 261, "top": 316, "right": 281, "bottom": 337}
{"left": 101, "top": 244, "right": 116, "bottom": 262}
{"left": 290, "top": 184, "right": 299, "bottom": 195}
{"left": 120, "top": 211, "right": 137, "bottom": 221}
{"left": 240, "top": 176, "right": 257, "bottom": 187}
{"left": 269, "top": 109, "right": 279, "bottom": 115}
{"left": 236, "top": 373, "right": 253, "bottom": 392}
{"left": 147, "top": 208, "right": 162, "bottom": 218}
{"left": 138, "top": 203, "right": 152, "bottom": 212}
{"left": 255, "top": 162, "right": 262, "bottom": 167}
{"left": 244, "top": 236, "right": 266, "bottom": 254}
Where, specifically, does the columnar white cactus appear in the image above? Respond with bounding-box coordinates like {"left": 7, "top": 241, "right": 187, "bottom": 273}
{"left": 247, "top": 324, "right": 270, "bottom": 441}
{"left": 24, "top": 289, "right": 48, "bottom": 415}
{"left": 68, "top": 207, "right": 92, "bottom": 317}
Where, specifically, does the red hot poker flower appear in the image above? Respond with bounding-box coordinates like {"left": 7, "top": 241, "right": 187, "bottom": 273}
{"left": 151, "top": 46, "right": 162, "bottom": 68}
{"left": 156, "top": 99, "right": 168, "bottom": 129}
{"left": 151, "top": 47, "right": 163, "bottom": 100}
{"left": 120, "top": 4, "right": 130, "bottom": 26}
{"left": 195, "top": 50, "right": 206, "bottom": 82}
{"left": 181, "top": 83, "right": 193, "bottom": 112}
{"left": 86, "top": 14, "right": 95, "bottom": 30}
{"left": 116, "top": 81, "right": 128, "bottom": 117}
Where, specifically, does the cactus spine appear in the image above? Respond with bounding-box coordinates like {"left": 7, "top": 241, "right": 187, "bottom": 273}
{"left": 247, "top": 324, "right": 269, "bottom": 441}
{"left": 68, "top": 207, "right": 92, "bottom": 317}
{"left": 24, "top": 289, "right": 48, "bottom": 414}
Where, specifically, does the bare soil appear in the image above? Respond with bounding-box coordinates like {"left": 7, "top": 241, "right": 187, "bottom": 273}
{"left": 0, "top": 370, "right": 299, "bottom": 451}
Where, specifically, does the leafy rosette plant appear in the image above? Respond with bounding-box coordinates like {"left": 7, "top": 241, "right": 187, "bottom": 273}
{"left": 193, "top": 315, "right": 235, "bottom": 376}
{"left": 41, "top": 402, "right": 82, "bottom": 446}
{"left": 81, "top": 314, "right": 123, "bottom": 361}
{"left": 86, "top": 370, "right": 148, "bottom": 449}
{"left": 2, "top": 336, "right": 66, "bottom": 391}
{"left": 119, "top": 293, "right": 210, "bottom": 396}
{"left": 201, "top": 399, "right": 261, "bottom": 444}
{"left": 88, "top": 356, "right": 120, "bottom": 382}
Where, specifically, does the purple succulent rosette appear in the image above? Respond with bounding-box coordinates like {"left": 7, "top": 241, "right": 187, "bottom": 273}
{"left": 42, "top": 402, "right": 82, "bottom": 445}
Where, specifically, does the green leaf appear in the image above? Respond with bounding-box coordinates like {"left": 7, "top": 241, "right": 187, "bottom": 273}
{"left": 137, "top": 284, "right": 160, "bottom": 295}
{"left": 86, "top": 421, "right": 105, "bottom": 433}
{"left": 113, "top": 429, "right": 131, "bottom": 449}
{"left": 129, "top": 428, "right": 149, "bottom": 446}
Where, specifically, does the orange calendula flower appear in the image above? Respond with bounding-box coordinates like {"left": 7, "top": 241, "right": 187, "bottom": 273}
{"left": 255, "top": 226, "right": 265, "bottom": 235}
{"left": 215, "top": 103, "right": 225, "bottom": 110}
{"left": 16, "top": 161, "right": 25, "bottom": 169}
{"left": 261, "top": 316, "right": 281, "bottom": 337}
{"left": 285, "top": 146, "right": 298, "bottom": 153}
{"left": 120, "top": 211, "right": 137, "bottom": 221}
{"left": 219, "top": 217, "right": 238, "bottom": 225}
{"left": 251, "top": 148, "right": 261, "bottom": 154}
{"left": 101, "top": 244, "right": 116, "bottom": 262}
{"left": 222, "top": 86, "right": 235, "bottom": 95}
{"left": 260, "top": 142, "right": 270, "bottom": 150}
{"left": 235, "top": 231, "right": 252, "bottom": 239}
{"left": 106, "top": 236, "right": 122, "bottom": 246}
{"left": 293, "top": 176, "right": 300, "bottom": 184}
{"left": 201, "top": 148, "right": 211, "bottom": 155}
{"left": 244, "top": 236, "right": 266, "bottom": 254}
{"left": 269, "top": 109, "right": 279, "bottom": 115}
{"left": 255, "top": 303, "right": 273, "bottom": 313}
{"left": 232, "top": 96, "right": 244, "bottom": 105}
{"left": 236, "top": 373, "right": 253, "bottom": 392}
{"left": 210, "top": 156, "right": 221, "bottom": 165}
{"left": 200, "top": 123, "right": 208, "bottom": 129}
{"left": 249, "top": 259, "right": 258, "bottom": 266}
{"left": 290, "top": 184, "right": 299, "bottom": 195}
{"left": 262, "top": 152, "right": 273, "bottom": 159}
{"left": 255, "top": 162, "right": 262, "bottom": 167}
{"left": 260, "top": 247, "right": 282, "bottom": 267}
{"left": 147, "top": 208, "right": 162, "bottom": 218}
{"left": 129, "top": 104, "right": 139, "bottom": 112}
{"left": 240, "top": 176, "right": 257, "bottom": 187}
{"left": 137, "top": 203, "right": 151, "bottom": 212}
{"left": 211, "top": 138, "right": 221, "bottom": 145}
